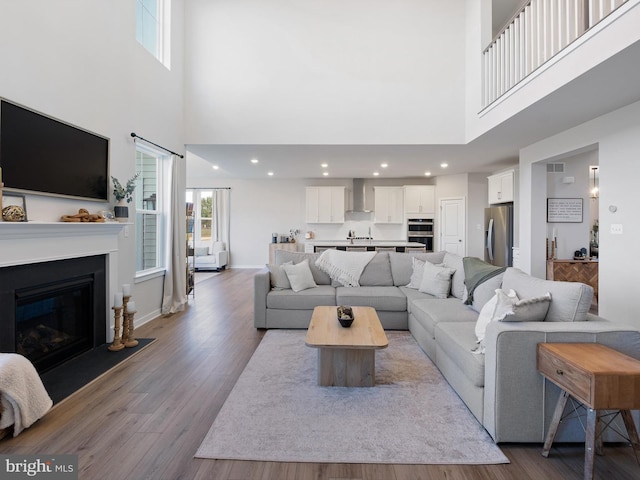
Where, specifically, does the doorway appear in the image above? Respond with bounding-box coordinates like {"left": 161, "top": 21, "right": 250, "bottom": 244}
{"left": 439, "top": 197, "right": 466, "bottom": 256}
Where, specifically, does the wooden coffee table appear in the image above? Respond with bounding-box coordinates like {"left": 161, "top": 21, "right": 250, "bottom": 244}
{"left": 305, "top": 306, "right": 388, "bottom": 387}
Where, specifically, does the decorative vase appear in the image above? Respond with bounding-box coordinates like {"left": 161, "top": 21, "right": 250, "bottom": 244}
{"left": 114, "top": 199, "right": 129, "bottom": 223}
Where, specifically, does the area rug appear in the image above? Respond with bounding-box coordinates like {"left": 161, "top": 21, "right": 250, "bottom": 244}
{"left": 196, "top": 330, "right": 509, "bottom": 465}
{"left": 41, "top": 338, "right": 156, "bottom": 405}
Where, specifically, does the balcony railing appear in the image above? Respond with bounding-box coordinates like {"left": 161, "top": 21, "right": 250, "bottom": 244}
{"left": 482, "top": 0, "right": 628, "bottom": 108}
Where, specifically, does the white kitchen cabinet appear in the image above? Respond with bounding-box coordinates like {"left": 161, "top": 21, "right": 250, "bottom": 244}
{"left": 404, "top": 185, "right": 435, "bottom": 216}
{"left": 305, "top": 186, "right": 345, "bottom": 223}
{"left": 373, "top": 187, "right": 404, "bottom": 224}
{"left": 488, "top": 170, "right": 514, "bottom": 204}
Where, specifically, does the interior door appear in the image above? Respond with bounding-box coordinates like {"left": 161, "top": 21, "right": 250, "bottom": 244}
{"left": 440, "top": 197, "right": 466, "bottom": 255}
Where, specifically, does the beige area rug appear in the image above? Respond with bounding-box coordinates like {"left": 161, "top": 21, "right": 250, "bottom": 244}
{"left": 196, "top": 330, "right": 509, "bottom": 465}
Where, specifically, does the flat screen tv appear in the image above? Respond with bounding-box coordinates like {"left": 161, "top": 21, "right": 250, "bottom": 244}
{"left": 0, "top": 99, "right": 109, "bottom": 201}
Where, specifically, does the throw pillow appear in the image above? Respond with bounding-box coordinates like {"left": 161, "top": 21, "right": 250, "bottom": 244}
{"left": 473, "top": 288, "right": 518, "bottom": 354}
{"left": 283, "top": 259, "right": 317, "bottom": 292}
{"left": 418, "top": 262, "right": 456, "bottom": 299}
{"left": 267, "top": 261, "right": 293, "bottom": 290}
{"left": 194, "top": 247, "right": 209, "bottom": 256}
{"left": 503, "top": 292, "right": 552, "bottom": 322}
{"left": 406, "top": 257, "right": 426, "bottom": 290}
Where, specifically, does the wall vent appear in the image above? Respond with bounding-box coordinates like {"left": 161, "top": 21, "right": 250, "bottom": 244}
{"left": 547, "top": 162, "right": 565, "bottom": 173}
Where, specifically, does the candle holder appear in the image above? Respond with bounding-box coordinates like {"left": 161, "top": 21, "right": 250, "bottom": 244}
{"left": 122, "top": 295, "right": 131, "bottom": 345}
{"left": 124, "top": 308, "right": 138, "bottom": 348}
{"left": 108, "top": 306, "right": 125, "bottom": 352}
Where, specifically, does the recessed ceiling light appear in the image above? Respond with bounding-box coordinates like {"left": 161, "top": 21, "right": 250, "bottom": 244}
{"left": 373, "top": 172, "right": 380, "bottom": 176}
{"left": 267, "top": 171, "right": 274, "bottom": 176}
{"left": 322, "top": 172, "right": 329, "bottom": 176}
{"left": 381, "top": 163, "right": 388, "bottom": 168}
{"left": 212, "top": 165, "right": 219, "bottom": 170}
{"left": 251, "top": 158, "right": 259, "bottom": 164}
{"left": 321, "top": 163, "right": 328, "bottom": 168}
{"left": 440, "top": 163, "right": 448, "bottom": 168}
{"left": 424, "top": 171, "right": 431, "bottom": 176}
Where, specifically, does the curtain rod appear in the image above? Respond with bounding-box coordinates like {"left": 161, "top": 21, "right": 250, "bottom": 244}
{"left": 130, "top": 132, "right": 184, "bottom": 158}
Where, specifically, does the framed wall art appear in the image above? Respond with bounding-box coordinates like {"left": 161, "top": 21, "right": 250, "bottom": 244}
{"left": 547, "top": 198, "right": 583, "bottom": 223}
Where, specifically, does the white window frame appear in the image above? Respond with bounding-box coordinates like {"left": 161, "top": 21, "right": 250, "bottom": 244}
{"left": 136, "top": 0, "right": 171, "bottom": 69}
{"left": 135, "top": 144, "right": 167, "bottom": 277}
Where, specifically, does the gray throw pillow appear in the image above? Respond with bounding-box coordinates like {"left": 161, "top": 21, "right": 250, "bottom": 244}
{"left": 283, "top": 259, "right": 318, "bottom": 292}
{"left": 267, "top": 261, "right": 293, "bottom": 290}
{"left": 503, "top": 293, "right": 552, "bottom": 322}
{"left": 418, "top": 262, "right": 456, "bottom": 299}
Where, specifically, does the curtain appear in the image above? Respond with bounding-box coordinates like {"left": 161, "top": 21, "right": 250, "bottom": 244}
{"left": 213, "top": 188, "right": 231, "bottom": 256}
{"left": 162, "top": 155, "right": 187, "bottom": 315}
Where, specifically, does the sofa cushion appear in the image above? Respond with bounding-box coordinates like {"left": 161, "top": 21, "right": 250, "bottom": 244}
{"left": 336, "top": 286, "right": 406, "bottom": 312}
{"left": 405, "top": 257, "right": 425, "bottom": 289}
{"left": 411, "top": 298, "right": 479, "bottom": 338}
{"left": 359, "top": 252, "right": 394, "bottom": 286}
{"left": 418, "top": 262, "right": 455, "bottom": 299}
{"left": 502, "top": 268, "right": 592, "bottom": 322}
{"left": 435, "top": 322, "right": 485, "bottom": 388}
{"left": 443, "top": 252, "right": 464, "bottom": 299}
{"left": 267, "top": 286, "right": 337, "bottom": 310}
{"left": 463, "top": 272, "right": 505, "bottom": 312}
{"left": 398, "top": 286, "right": 435, "bottom": 313}
{"left": 283, "top": 259, "right": 317, "bottom": 292}
{"left": 275, "top": 250, "right": 331, "bottom": 285}
{"left": 388, "top": 251, "right": 447, "bottom": 286}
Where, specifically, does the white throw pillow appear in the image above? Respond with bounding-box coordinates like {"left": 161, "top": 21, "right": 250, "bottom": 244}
{"left": 406, "top": 257, "right": 425, "bottom": 289}
{"left": 473, "top": 288, "right": 518, "bottom": 353}
{"left": 503, "top": 292, "right": 552, "bottom": 322}
{"left": 267, "top": 261, "right": 293, "bottom": 290}
{"left": 418, "top": 262, "right": 456, "bottom": 299}
{"left": 282, "top": 259, "right": 317, "bottom": 292}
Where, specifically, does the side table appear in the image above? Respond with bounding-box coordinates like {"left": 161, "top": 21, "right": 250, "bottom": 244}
{"left": 537, "top": 343, "right": 640, "bottom": 480}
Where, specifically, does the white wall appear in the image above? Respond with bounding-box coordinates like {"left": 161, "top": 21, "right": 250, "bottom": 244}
{"left": 519, "top": 100, "right": 640, "bottom": 329}
{"left": 184, "top": 0, "right": 466, "bottom": 145}
{"left": 0, "top": 0, "right": 185, "bottom": 324}
{"left": 546, "top": 150, "right": 597, "bottom": 259}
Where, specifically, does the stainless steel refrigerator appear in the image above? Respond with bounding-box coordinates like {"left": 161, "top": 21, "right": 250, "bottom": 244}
{"left": 484, "top": 205, "right": 513, "bottom": 267}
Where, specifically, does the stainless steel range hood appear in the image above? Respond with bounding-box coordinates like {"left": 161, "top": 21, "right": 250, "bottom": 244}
{"left": 347, "top": 178, "right": 372, "bottom": 213}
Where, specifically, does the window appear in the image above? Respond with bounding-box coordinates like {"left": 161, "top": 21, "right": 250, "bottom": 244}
{"left": 136, "top": 0, "right": 171, "bottom": 67}
{"left": 135, "top": 146, "right": 166, "bottom": 274}
{"left": 186, "top": 190, "right": 215, "bottom": 251}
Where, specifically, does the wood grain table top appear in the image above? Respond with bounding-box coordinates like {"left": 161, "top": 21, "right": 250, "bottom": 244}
{"left": 305, "top": 306, "right": 388, "bottom": 350}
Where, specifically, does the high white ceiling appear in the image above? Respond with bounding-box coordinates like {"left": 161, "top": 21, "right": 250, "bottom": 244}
{"left": 186, "top": 2, "right": 640, "bottom": 181}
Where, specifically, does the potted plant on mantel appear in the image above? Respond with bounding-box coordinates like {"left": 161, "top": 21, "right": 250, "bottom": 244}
{"left": 111, "top": 173, "right": 139, "bottom": 223}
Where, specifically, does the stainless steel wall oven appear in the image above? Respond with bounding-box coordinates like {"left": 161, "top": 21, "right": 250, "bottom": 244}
{"left": 407, "top": 218, "right": 434, "bottom": 252}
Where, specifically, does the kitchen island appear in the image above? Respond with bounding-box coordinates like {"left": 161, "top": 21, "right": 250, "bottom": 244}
{"left": 304, "top": 240, "right": 427, "bottom": 253}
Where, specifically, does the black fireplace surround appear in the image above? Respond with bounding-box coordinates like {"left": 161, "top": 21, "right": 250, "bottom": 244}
{"left": 0, "top": 255, "right": 107, "bottom": 373}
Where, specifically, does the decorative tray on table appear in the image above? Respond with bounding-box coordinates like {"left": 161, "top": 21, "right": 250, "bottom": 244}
{"left": 337, "top": 306, "right": 354, "bottom": 328}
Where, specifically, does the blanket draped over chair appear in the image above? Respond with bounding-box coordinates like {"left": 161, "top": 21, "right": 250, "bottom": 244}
{"left": 0, "top": 353, "right": 53, "bottom": 437}
{"left": 315, "top": 249, "right": 376, "bottom": 287}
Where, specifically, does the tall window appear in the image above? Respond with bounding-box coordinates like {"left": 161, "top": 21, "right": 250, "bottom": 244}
{"left": 186, "top": 190, "right": 215, "bottom": 251}
{"left": 136, "top": 146, "right": 166, "bottom": 274}
{"left": 136, "top": 0, "right": 171, "bottom": 68}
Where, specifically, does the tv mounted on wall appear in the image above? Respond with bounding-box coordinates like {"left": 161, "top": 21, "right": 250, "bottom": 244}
{"left": 0, "top": 99, "right": 109, "bottom": 202}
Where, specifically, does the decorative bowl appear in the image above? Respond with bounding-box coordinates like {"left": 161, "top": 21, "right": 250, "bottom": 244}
{"left": 337, "top": 306, "right": 354, "bottom": 328}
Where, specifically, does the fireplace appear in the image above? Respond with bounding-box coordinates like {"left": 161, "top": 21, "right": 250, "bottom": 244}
{"left": 0, "top": 255, "right": 107, "bottom": 373}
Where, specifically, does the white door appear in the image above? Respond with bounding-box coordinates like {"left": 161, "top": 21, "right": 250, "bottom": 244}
{"left": 440, "top": 197, "right": 465, "bottom": 255}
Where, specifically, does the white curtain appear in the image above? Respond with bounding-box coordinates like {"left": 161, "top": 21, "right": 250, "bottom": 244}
{"left": 213, "top": 188, "right": 231, "bottom": 255}
{"left": 162, "top": 155, "right": 187, "bottom": 315}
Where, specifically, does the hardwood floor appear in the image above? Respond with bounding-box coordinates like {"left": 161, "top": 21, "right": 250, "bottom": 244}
{"left": 1, "top": 269, "right": 638, "bottom": 480}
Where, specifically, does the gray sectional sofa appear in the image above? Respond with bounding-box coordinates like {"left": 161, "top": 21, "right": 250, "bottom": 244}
{"left": 254, "top": 249, "right": 640, "bottom": 443}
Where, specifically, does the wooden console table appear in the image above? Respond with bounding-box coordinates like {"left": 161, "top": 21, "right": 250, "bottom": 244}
{"left": 537, "top": 343, "right": 640, "bottom": 480}
{"left": 546, "top": 259, "right": 598, "bottom": 300}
